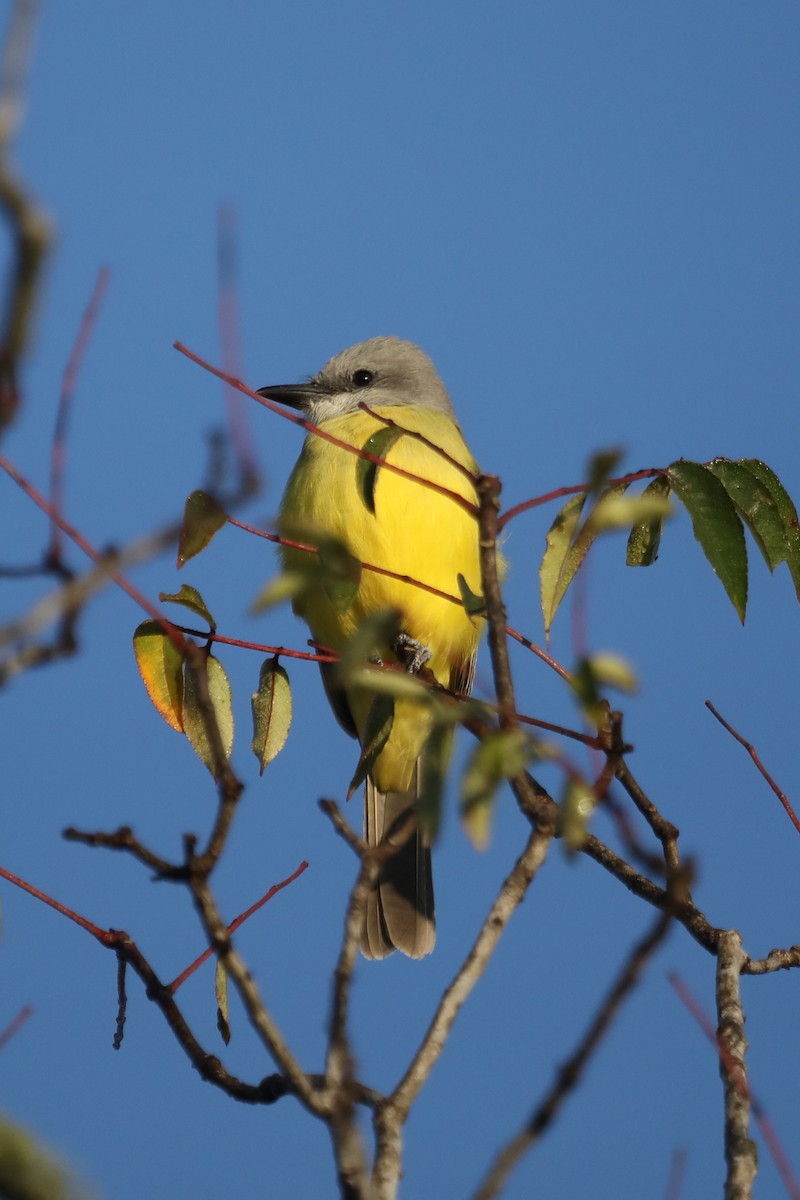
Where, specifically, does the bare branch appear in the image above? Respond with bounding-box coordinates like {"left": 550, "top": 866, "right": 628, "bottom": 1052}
{"left": 389, "top": 822, "right": 554, "bottom": 1121}
{"left": 187, "top": 872, "right": 321, "bottom": 1115}
{"left": 0, "top": 0, "right": 50, "bottom": 430}
{"left": 472, "top": 911, "right": 672, "bottom": 1200}
{"left": 716, "top": 932, "right": 758, "bottom": 1200}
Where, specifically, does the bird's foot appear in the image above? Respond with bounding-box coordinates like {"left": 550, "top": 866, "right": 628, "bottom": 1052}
{"left": 392, "top": 632, "right": 432, "bottom": 675}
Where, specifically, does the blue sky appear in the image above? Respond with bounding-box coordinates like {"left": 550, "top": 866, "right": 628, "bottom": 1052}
{"left": 3, "top": 3, "right": 800, "bottom": 1197}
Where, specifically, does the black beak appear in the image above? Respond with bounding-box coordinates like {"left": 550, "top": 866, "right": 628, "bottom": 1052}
{"left": 256, "top": 382, "right": 326, "bottom": 410}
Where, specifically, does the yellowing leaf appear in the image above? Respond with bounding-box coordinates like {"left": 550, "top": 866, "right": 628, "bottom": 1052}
{"left": 540, "top": 493, "right": 586, "bottom": 637}
{"left": 626, "top": 475, "right": 672, "bottom": 566}
{"left": 560, "top": 778, "right": 596, "bottom": 852}
{"left": 132, "top": 620, "right": 185, "bottom": 732}
{"left": 183, "top": 654, "right": 235, "bottom": 778}
{"left": 585, "top": 652, "right": 637, "bottom": 694}
{"left": 251, "top": 657, "right": 293, "bottom": 773}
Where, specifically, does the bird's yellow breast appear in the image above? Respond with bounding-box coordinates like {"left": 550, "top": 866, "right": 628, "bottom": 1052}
{"left": 280, "top": 406, "right": 481, "bottom": 689}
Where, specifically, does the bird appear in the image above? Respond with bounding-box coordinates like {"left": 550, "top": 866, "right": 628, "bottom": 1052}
{"left": 258, "top": 337, "right": 483, "bottom": 959}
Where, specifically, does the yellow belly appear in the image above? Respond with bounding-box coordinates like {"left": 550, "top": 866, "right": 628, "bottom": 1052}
{"left": 280, "top": 406, "right": 482, "bottom": 791}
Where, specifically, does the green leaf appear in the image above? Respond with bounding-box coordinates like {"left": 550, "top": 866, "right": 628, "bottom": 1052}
{"left": 250, "top": 570, "right": 312, "bottom": 614}
{"left": 159, "top": 584, "right": 217, "bottom": 630}
{"left": 317, "top": 536, "right": 362, "bottom": 613}
{"left": 356, "top": 426, "right": 404, "bottom": 513}
{"left": 215, "top": 958, "right": 231, "bottom": 1045}
{"left": 708, "top": 458, "right": 790, "bottom": 575}
{"left": 559, "top": 778, "right": 596, "bottom": 852}
{"left": 347, "top": 693, "right": 395, "bottom": 799}
{"left": 0, "top": 1118, "right": 85, "bottom": 1200}
{"left": 183, "top": 654, "right": 235, "bottom": 778}
{"left": 737, "top": 459, "right": 800, "bottom": 600}
{"left": 540, "top": 492, "right": 586, "bottom": 636}
{"left": 132, "top": 620, "right": 185, "bottom": 731}
{"left": 177, "top": 490, "right": 228, "bottom": 568}
{"left": 571, "top": 653, "right": 634, "bottom": 725}
{"left": 337, "top": 608, "right": 403, "bottom": 676}
{"left": 416, "top": 722, "right": 454, "bottom": 841}
{"left": 667, "top": 460, "right": 748, "bottom": 622}
{"left": 585, "top": 447, "right": 624, "bottom": 493}
{"left": 345, "top": 664, "right": 432, "bottom": 702}
{"left": 460, "top": 729, "right": 533, "bottom": 849}
{"left": 457, "top": 572, "right": 485, "bottom": 618}
{"left": 251, "top": 657, "right": 293, "bottom": 774}
{"left": 626, "top": 475, "right": 672, "bottom": 566}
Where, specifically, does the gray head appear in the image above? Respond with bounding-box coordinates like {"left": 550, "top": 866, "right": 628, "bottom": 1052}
{"left": 258, "top": 336, "right": 455, "bottom": 426}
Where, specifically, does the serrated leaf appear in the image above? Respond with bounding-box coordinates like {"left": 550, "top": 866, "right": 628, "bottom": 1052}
{"left": 347, "top": 693, "right": 395, "bottom": 799}
{"left": 540, "top": 493, "right": 586, "bottom": 636}
{"left": 626, "top": 476, "right": 672, "bottom": 566}
{"left": 416, "top": 722, "right": 454, "bottom": 840}
{"left": 735, "top": 459, "right": 800, "bottom": 599}
{"left": 356, "top": 426, "right": 404, "bottom": 513}
{"left": 183, "top": 654, "right": 235, "bottom": 778}
{"left": 457, "top": 572, "right": 485, "bottom": 618}
{"left": 251, "top": 657, "right": 292, "bottom": 774}
{"left": 132, "top": 620, "right": 185, "bottom": 731}
{"left": 159, "top": 584, "right": 217, "bottom": 630}
{"left": 177, "top": 490, "right": 228, "bottom": 568}
{"left": 559, "top": 778, "right": 596, "bottom": 852}
{"left": 667, "top": 460, "right": 748, "bottom": 622}
{"left": 461, "top": 729, "right": 532, "bottom": 849}
{"left": 708, "top": 459, "right": 786, "bottom": 572}
{"left": 215, "top": 958, "right": 231, "bottom": 1045}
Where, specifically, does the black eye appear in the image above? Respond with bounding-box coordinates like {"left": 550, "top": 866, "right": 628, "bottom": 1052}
{"left": 352, "top": 369, "right": 374, "bottom": 388}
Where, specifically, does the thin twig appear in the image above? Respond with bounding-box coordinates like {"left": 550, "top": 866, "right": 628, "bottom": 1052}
{"left": 48, "top": 266, "right": 110, "bottom": 562}
{"left": 187, "top": 870, "right": 321, "bottom": 1114}
{"left": 0, "top": 1003, "right": 32, "bottom": 1050}
{"left": 389, "top": 824, "right": 554, "bottom": 1120}
{"left": 169, "top": 861, "right": 309, "bottom": 991}
{"left": 175, "top": 342, "right": 480, "bottom": 517}
{"left": 497, "top": 468, "right": 664, "bottom": 530}
{"left": 472, "top": 911, "right": 672, "bottom": 1200}
{"left": 706, "top": 700, "right": 800, "bottom": 835}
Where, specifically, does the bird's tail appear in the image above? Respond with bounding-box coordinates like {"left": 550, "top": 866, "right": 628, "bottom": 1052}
{"left": 362, "top": 763, "right": 435, "bottom": 959}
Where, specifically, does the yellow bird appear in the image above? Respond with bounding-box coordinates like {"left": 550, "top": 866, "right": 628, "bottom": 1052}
{"left": 259, "top": 337, "right": 482, "bottom": 958}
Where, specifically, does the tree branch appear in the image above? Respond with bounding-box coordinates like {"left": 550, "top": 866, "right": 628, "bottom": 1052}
{"left": 472, "top": 910, "right": 672, "bottom": 1200}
